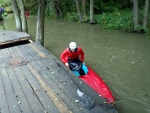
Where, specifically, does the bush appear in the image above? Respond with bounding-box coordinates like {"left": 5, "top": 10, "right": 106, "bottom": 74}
{"left": 66, "top": 12, "right": 78, "bottom": 21}
{"left": 95, "top": 10, "right": 134, "bottom": 32}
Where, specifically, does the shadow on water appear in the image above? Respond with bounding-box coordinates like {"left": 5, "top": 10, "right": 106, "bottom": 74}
{"left": 2, "top": 14, "right": 150, "bottom": 113}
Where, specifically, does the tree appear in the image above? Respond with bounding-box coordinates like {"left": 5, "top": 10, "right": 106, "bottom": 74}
{"left": 11, "top": 0, "right": 22, "bottom": 31}
{"left": 75, "top": 0, "right": 83, "bottom": 22}
{"left": 36, "top": 0, "right": 45, "bottom": 46}
{"left": 82, "top": 0, "right": 87, "bottom": 22}
{"left": 143, "top": 0, "right": 149, "bottom": 28}
{"left": 90, "top": 0, "right": 96, "bottom": 24}
{"left": 11, "top": 0, "right": 28, "bottom": 32}
{"left": 133, "top": 0, "right": 139, "bottom": 31}
{"left": 53, "top": 0, "right": 63, "bottom": 18}
{"left": 18, "top": 0, "right": 28, "bottom": 32}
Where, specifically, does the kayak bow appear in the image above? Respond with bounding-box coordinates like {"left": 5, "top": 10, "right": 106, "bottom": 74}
{"left": 79, "top": 67, "right": 115, "bottom": 104}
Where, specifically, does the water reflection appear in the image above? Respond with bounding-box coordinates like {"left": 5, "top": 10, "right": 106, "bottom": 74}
{"left": 1, "top": 14, "right": 150, "bottom": 113}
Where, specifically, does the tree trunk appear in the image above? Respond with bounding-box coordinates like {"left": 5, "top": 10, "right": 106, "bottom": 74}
{"left": 36, "top": 0, "right": 45, "bottom": 46}
{"left": 11, "top": 0, "right": 22, "bottom": 31}
{"left": 57, "top": 2, "right": 63, "bottom": 18}
{"left": 75, "top": 0, "right": 83, "bottom": 22}
{"left": 53, "top": 1, "right": 59, "bottom": 18}
{"left": 53, "top": 0, "right": 63, "bottom": 18}
{"left": 143, "top": 0, "right": 149, "bottom": 28}
{"left": 90, "top": 0, "right": 96, "bottom": 24}
{"left": 133, "top": 0, "right": 139, "bottom": 31}
{"left": 82, "top": 0, "right": 87, "bottom": 22}
{"left": 18, "top": 0, "right": 28, "bottom": 33}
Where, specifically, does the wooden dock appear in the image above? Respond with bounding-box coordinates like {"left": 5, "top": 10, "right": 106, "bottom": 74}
{"left": 0, "top": 30, "right": 118, "bottom": 113}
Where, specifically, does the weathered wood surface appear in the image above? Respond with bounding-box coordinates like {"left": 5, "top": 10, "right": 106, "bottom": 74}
{"left": 0, "top": 31, "right": 118, "bottom": 113}
{"left": 0, "top": 30, "right": 30, "bottom": 46}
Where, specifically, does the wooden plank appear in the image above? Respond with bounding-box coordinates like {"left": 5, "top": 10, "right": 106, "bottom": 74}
{"left": 27, "top": 63, "right": 73, "bottom": 113}
{"left": 19, "top": 45, "right": 34, "bottom": 62}
{"left": 31, "top": 59, "right": 77, "bottom": 96}
{"left": 1, "top": 48, "right": 9, "bottom": 59}
{"left": 0, "top": 38, "right": 29, "bottom": 46}
{"left": 0, "top": 34, "right": 13, "bottom": 44}
{"left": 41, "top": 60, "right": 94, "bottom": 113}
{"left": 29, "top": 43, "right": 47, "bottom": 58}
{"left": 5, "top": 48, "right": 12, "bottom": 58}
{"left": 0, "top": 49, "right": 4, "bottom": 68}
{"left": 22, "top": 44, "right": 35, "bottom": 61}
{"left": 7, "top": 47, "right": 17, "bottom": 58}
{"left": 10, "top": 47, "right": 21, "bottom": 58}
{"left": 0, "top": 49, "right": 8, "bottom": 68}
{"left": 7, "top": 68, "right": 33, "bottom": 113}
{"left": 13, "top": 66, "right": 45, "bottom": 113}
{"left": 6, "top": 48, "right": 16, "bottom": 68}
{"left": 19, "top": 65, "right": 60, "bottom": 113}
{"left": 39, "top": 58, "right": 79, "bottom": 90}
{"left": 1, "top": 68, "right": 21, "bottom": 113}
{"left": 37, "top": 59, "right": 78, "bottom": 96}
{"left": 2, "top": 48, "right": 15, "bottom": 68}
{"left": 0, "top": 30, "right": 30, "bottom": 44}
{"left": 90, "top": 106, "right": 108, "bottom": 113}
{"left": 24, "top": 44, "right": 41, "bottom": 60}
{"left": 29, "top": 59, "right": 92, "bottom": 113}
{"left": 0, "top": 34, "right": 4, "bottom": 42}
{"left": 0, "top": 70, "right": 10, "bottom": 113}
{"left": 2, "top": 35, "right": 13, "bottom": 42}
{"left": 15, "top": 46, "right": 24, "bottom": 58}
{"left": 29, "top": 60, "right": 77, "bottom": 110}
{"left": 1, "top": 47, "right": 26, "bottom": 68}
{"left": 32, "top": 42, "right": 52, "bottom": 57}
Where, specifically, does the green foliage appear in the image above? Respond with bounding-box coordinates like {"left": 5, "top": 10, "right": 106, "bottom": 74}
{"left": 95, "top": 10, "right": 134, "bottom": 32}
{"left": 0, "top": 0, "right": 11, "bottom": 7}
{"left": 144, "top": 28, "right": 150, "bottom": 39}
{"left": 24, "top": 0, "right": 38, "bottom": 15}
{"left": 4, "top": 11, "right": 8, "bottom": 16}
{"left": 95, "top": 9, "right": 150, "bottom": 38}
{"left": 94, "top": 0, "right": 132, "bottom": 14}
{"left": 65, "top": 12, "right": 78, "bottom": 21}
{"left": 61, "top": 0, "right": 76, "bottom": 16}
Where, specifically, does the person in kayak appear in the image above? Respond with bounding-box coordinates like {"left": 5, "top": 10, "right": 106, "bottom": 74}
{"left": 60, "top": 42, "right": 88, "bottom": 76}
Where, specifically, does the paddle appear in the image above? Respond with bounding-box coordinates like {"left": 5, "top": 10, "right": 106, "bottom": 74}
{"left": 55, "top": 60, "right": 95, "bottom": 109}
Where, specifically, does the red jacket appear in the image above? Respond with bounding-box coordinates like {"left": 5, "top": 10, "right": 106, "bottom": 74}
{"left": 60, "top": 47, "right": 84, "bottom": 64}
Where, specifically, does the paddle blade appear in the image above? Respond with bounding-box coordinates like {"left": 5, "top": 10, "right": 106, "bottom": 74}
{"left": 77, "top": 89, "right": 95, "bottom": 109}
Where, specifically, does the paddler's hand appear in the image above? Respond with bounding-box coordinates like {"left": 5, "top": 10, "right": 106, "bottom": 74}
{"left": 83, "top": 62, "right": 86, "bottom": 65}
{"left": 65, "top": 63, "right": 69, "bottom": 68}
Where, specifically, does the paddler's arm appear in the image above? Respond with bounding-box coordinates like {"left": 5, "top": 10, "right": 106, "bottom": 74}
{"left": 79, "top": 47, "right": 84, "bottom": 62}
{"left": 60, "top": 49, "right": 69, "bottom": 68}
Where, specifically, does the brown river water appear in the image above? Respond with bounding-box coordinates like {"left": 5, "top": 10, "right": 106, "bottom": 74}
{"left": 1, "top": 14, "right": 150, "bottom": 113}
